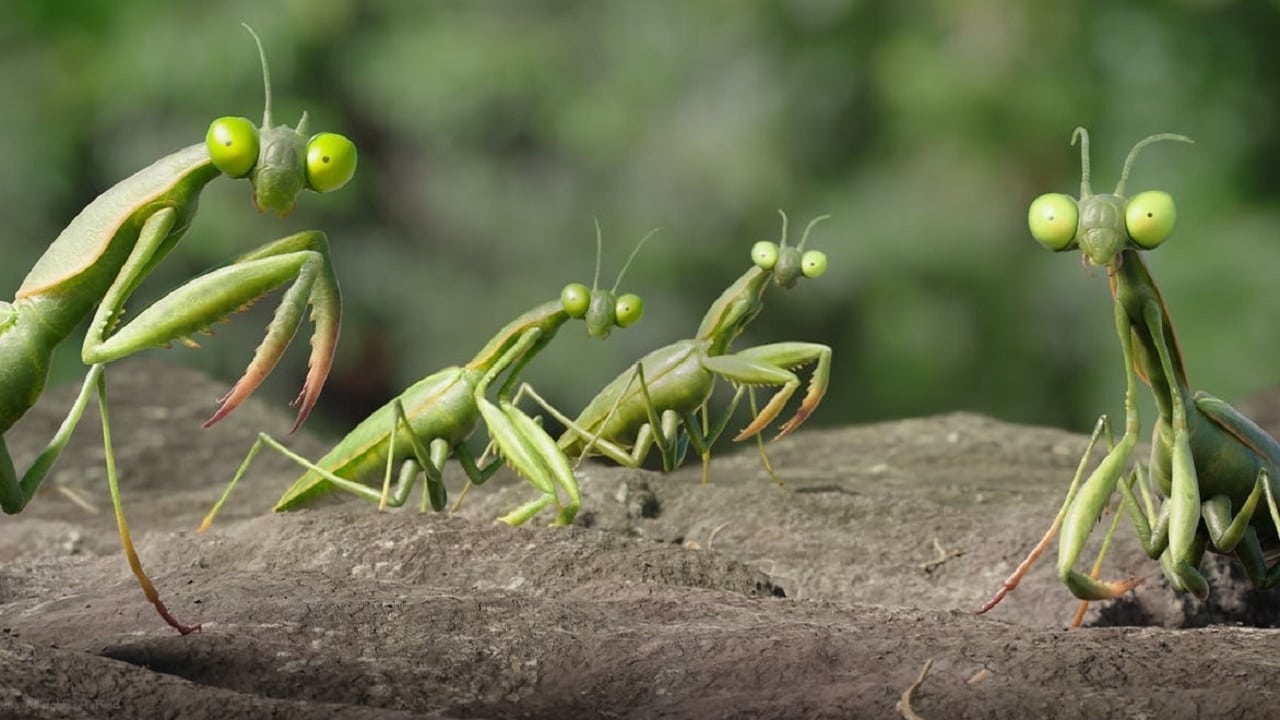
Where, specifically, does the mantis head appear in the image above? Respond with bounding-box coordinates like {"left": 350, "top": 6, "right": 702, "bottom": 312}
{"left": 1028, "top": 127, "right": 1192, "bottom": 268}
{"left": 752, "top": 211, "right": 830, "bottom": 288}
{"left": 559, "top": 222, "right": 654, "bottom": 339}
{"left": 204, "top": 24, "right": 357, "bottom": 216}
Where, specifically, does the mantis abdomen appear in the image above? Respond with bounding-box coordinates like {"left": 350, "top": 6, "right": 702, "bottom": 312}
{"left": 272, "top": 366, "right": 484, "bottom": 510}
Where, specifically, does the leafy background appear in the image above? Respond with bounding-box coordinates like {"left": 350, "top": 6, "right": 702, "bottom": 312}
{"left": 4, "top": 0, "right": 1280, "bottom": 443}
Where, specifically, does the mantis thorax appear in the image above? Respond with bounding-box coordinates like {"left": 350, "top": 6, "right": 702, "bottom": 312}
{"left": 696, "top": 267, "right": 769, "bottom": 353}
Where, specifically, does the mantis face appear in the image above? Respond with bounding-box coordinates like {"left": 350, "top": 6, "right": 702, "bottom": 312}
{"left": 1029, "top": 190, "right": 1177, "bottom": 267}
{"left": 561, "top": 281, "right": 644, "bottom": 339}
{"left": 751, "top": 238, "right": 828, "bottom": 288}
{"left": 203, "top": 25, "right": 357, "bottom": 216}
{"left": 1027, "top": 128, "right": 1188, "bottom": 268}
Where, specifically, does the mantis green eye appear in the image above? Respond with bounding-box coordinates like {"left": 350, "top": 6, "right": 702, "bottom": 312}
{"left": 752, "top": 241, "right": 779, "bottom": 270}
{"left": 305, "top": 133, "right": 358, "bottom": 193}
{"left": 614, "top": 293, "right": 644, "bottom": 328}
{"left": 206, "top": 116, "right": 260, "bottom": 178}
{"left": 1125, "top": 190, "right": 1176, "bottom": 249}
{"left": 800, "top": 250, "right": 828, "bottom": 279}
{"left": 561, "top": 283, "right": 590, "bottom": 318}
{"left": 1027, "top": 193, "right": 1079, "bottom": 251}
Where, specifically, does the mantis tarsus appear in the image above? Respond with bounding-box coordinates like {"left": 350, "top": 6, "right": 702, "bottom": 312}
{"left": 0, "top": 26, "right": 357, "bottom": 633}
{"left": 201, "top": 225, "right": 651, "bottom": 529}
{"left": 978, "top": 128, "right": 1280, "bottom": 624}
{"left": 511, "top": 211, "right": 832, "bottom": 485}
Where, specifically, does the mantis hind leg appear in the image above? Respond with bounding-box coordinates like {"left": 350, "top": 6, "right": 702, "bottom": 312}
{"left": 201, "top": 403, "right": 457, "bottom": 530}
{"left": 1230, "top": 470, "right": 1280, "bottom": 589}
{"left": 95, "top": 369, "right": 200, "bottom": 634}
{"left": 0, "top": 365, "right": 103, "bottom": 515}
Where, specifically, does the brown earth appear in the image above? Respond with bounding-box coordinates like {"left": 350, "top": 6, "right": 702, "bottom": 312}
{"left": 2, "top": 358, "right": 1279, "bottom": 719}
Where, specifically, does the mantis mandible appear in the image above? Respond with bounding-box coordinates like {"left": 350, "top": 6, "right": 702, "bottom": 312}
{"left": 978, "top": 128, "right": 1280, "bottom": 624}
{"left": 510, "top": 211, "right": 832, "bottom": 485}
{"left": 200, "top": 225, "right": 651, "bottom": 529}
{"left": 0, "top": 26, "right": 356, "bottom": 633}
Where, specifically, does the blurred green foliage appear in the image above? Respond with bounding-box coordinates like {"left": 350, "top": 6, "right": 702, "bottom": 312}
{"left": 4, "top": 0, "right": 1280, "bottom": 441}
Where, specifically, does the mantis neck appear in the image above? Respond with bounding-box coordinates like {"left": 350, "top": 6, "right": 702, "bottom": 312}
{"left": 1108, "top": 248, "right": 1191, "bottom": 420}
{"left": 695, "top": 266, "right": 770, "bottom": 356}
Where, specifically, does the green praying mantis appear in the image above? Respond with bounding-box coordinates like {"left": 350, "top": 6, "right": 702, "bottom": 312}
{"left": 0, "top": 26, "right": 356, "bottom": 633}
{"left": 978, "top": 128, "right": 1280, "bottom": 624}
{"left": 199, "top": 225, "right": 651, "bottom": 530}
{"left": 506, "top": 211, "right": 832, "bottom": 486}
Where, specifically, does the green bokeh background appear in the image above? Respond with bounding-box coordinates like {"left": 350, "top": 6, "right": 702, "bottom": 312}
{"left": 4, "top": 0, "right": 1280, "bottom": 441}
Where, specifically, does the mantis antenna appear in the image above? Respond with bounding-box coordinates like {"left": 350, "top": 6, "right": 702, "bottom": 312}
{"left": 774, "top": 210, "right": 831, "bottom": 250}
{"left": 1115, "top": 133, "right": 1193, "bottom": 197}
{"left": 797, "top": 214, "right": 832, "bottom": 250}
{"left": 612, "top": 227, "right": 661, "bottom": 292}
{"left": 242, "top": 23, "right": 309, "bottom": 133}
{"left": 1071, "top": 127, "right": 1092, "bottom": 197}
{"left": 590, "top": 217, "right": 605, "bottom": 290}
{"left": 241, "top": 24, "right": 274, "bottom": 128}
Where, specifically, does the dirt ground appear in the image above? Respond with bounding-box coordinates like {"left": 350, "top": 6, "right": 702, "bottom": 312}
{"left": 3, "top": 358, "right": 1280, "bottom": 719}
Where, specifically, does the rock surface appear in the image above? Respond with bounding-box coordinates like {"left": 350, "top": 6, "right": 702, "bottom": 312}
{"left": 2, "top": 358, "right": 1279, "bottom": 719}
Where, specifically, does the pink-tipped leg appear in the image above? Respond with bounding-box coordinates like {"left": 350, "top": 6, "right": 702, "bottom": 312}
{"left": 204, "top": 232, "right": 341, "bottom": 430}
{"left": 733, "top": 383, "right": 796, "bottom": 442}
{"left": 977, "top": 510, "right": 1064, "bottom": 615}
{"left": 729, "top": 342, "right": 832, "bottom": 442}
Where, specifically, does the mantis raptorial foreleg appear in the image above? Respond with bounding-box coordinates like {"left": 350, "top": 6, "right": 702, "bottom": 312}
{"left": 1054, "top": 298, "right": 1144, "bottom": 601}
{"left": 83, "top": 228, "right": 340, "bottom": 430}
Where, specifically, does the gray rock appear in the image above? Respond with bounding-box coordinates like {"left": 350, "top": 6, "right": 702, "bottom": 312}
{"left": 2, "top": 358, "right": 1278, "bottom": 719}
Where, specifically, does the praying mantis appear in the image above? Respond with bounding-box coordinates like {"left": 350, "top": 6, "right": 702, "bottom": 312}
{"left": 978, "top": 128, "right": 1280, "bottom": 624}
{"left": 509, "top": 211, "right": 832, "bottom": 485}
{"left": 200, "top": 226, "right": 650, "bottom": 529}
{"left": 0, "top": 26, "right": 356, "bottom": 633}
